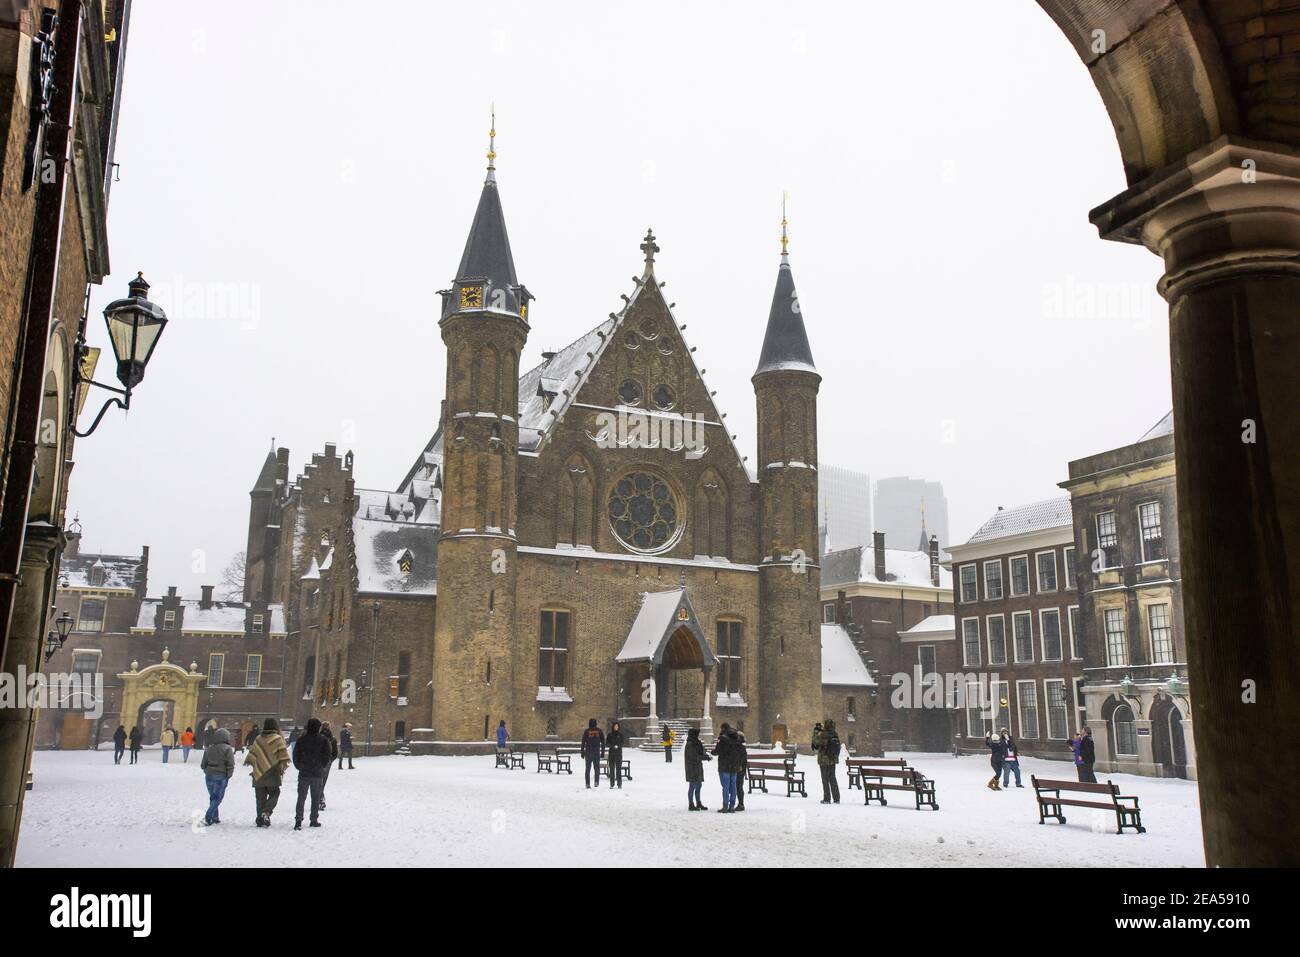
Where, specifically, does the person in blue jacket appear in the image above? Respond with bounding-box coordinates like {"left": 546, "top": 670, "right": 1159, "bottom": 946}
{"left": 496, "top": 719, "right": 509, "bottom": 750}
{"left": 984, "top": 731, "right": 1006, "bottom": 790}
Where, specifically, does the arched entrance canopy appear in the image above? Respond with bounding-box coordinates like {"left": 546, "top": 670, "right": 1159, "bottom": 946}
{"left": 615, "top": 588, "right": 716, "bottom": 668}
{"left": 117, "top": 648, "right": 207, "bottom": 736}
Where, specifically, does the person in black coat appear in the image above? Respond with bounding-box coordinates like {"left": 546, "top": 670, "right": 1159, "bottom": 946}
{"left": 339, "top": 723, "right": 355, "bottom": 770}
{"left": 112, "top": 725, "right": 127, "bottom": 765}
{"left": 606, "top": 721, "right": 625, "bottom": 789}
{"left": 128, "top": 726, "right": 142, "bottom": 764}
{"left": 292, "top": 718, "right": 332, "bottom": 829}
{"left": 1079, "top": 726, "right": 1098, "bottom": 783}
{"left": 684, "top": 727, "right": 711, "bottom": 810}
{"left": 733, "top": 729, "right": 748, "bottom": 811}
{"left": 711, "top": 724, "right": 743, "bottom": 813}
{"left": 984, "top": 731, "right": 1006, "bottom": 790}
{"left": 579, "top": 718, "right": 604, "bottom": 789}
{"left": 319, "top": 721, "right": 339, "bottom": 809}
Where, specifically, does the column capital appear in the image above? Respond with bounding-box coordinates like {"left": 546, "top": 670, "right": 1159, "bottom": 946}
{"left": 1090, "top": 135, "right": 1300, "bottom": 300}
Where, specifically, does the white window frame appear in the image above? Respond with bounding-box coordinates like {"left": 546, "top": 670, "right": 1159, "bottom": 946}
{"left": 246, "top": 654, "right": 262, "bottom": 688}
{"left": 958, "top": 564, "right": 978, "bottom": 604}
{"left": 1096, "top": 511, "right": 1120, "bottom": 569}
{"left": 918, "top": 645, "right": 937, "bottom": 685}
{"left": 990, "top": 680, "right": 1011, "bottom": 735}
{"left": 1113, "top": 704, "right": 1139, "bottom": 756}
{"left": 1138, "top": 500, "right": 1165, "bottom": 562}
{"left": 1016, "top": 679, "right": 1040, "bottom": 739}
{"left": 985, "top": 613, "right": 1007, "bottom": 666}
{"left": 1044, "top": 678, "right": 1069, "bottom": 740}
{"left": 208, "top": 653, "right": 225, "bottom": 688}
{"left": 1012, "top": 610, "right": 1034, "bottom": 663}
{"left": 77, "top": 597, "right": 106, "bottom": 633}
{"left": 1104, "top": 607, "right": 1127, "bottom": 667}
{"left": 982, "top": 559, "right": 1003, "bottom": 601}
{"left": 1009, "top": 554, "right": 1030, "bottom": 597}
{"left": 822, "top": 603, "right": 835, "bottom": 624}
{"left": 1039, "top": 608, "right": 1064, "bottom": 662}
{"left": 163, "top": 609, "right": 176, "bottom": 630}
{"left": 1035, "top": 550, "right": 1059, "bottom": 593}
{"left": 1072, "top": 676, "right": 1087, "bottom": 729}
{"left": 252, "top": 613, "right": 265, "bottom": 634}
{"left": 1063, "top": 545, "right": 1077, "bottom": 590}
{"left": 965, "top": 680, "right": 985, "bottom": 737}
{"left": 1067, "top": 605, "right": 1081, "bottom": 660}
{"left": 1147, "top": 602, "right": 1175, "bottom": 664}
{"left": 961, "top": 617, "right": 981, "bottom": 667}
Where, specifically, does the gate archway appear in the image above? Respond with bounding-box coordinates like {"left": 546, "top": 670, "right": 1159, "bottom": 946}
{"left": 117, "top": 650, "right": 207, "bottom": 744}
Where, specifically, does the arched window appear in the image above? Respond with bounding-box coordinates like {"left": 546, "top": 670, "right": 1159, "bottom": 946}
{"left": 1113, "top": 703, "right": 1138, "bottom": 756}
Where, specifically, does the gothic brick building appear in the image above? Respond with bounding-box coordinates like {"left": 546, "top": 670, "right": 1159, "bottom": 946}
{"left": 248, "top": 140, "right": 878, "bottom": 751}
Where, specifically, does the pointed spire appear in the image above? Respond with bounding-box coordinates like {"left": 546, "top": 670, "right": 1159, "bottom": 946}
{"left": 486, "top": 103, "right": 497, "bottom": 183}
{"left": 449, "top": 107, "right": 522, "bottom": 316}
{"left": 754, "top": 195, "right": 816, "bottom": 378}
{"left": 780, "top": 191, "right": 790, "bottom": 262}
{"left": 640, "top": 228, "right": 659, "bottom": 278}
{"left": 252, "top": 442, "right": 278, "bottom": 493}
{"left": 918, "top": 497, "right": 930, "bottom": 552}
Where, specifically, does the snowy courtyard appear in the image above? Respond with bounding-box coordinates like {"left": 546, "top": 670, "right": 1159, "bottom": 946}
{"left": 17, "top": 748, "right": 1205, "bottom": 868}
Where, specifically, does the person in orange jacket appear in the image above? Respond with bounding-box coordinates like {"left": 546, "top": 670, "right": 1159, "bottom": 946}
{"left": 180, "top": 727, "right": 196, "bottom": 763}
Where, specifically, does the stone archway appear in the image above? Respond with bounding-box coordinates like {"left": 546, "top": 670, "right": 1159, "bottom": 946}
{"left": 1038, "top": 0, "right": 1300, "bottom": 867}
{"left": 117, "top": 650, "right": 207, "bottom": 742}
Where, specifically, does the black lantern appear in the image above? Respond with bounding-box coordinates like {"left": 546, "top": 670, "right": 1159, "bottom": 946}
{"left": 73, "top": 272, "right": 168, "bottom": 437}
{"left": 43, "top": 610, "right": 74, "bottom": 662}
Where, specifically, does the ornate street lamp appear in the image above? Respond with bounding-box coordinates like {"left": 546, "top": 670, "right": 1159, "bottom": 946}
{"left": 42, "top": 610, "right": 73, "bottom": 662}
{"left": 74, "top": 272, "right": 168, "bottom": 437}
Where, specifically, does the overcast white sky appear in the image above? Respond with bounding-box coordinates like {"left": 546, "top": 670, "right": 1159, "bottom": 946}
{"left": 67, "top": 0, "right": 1171, "bottom": 596}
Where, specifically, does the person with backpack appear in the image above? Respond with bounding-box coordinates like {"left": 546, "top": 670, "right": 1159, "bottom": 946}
{"left": 999, "top": 728, "right": 1023, "bottom": 787}
{"left": 813, "top": 719, "right": 842, "bottom": 804}
{"left": 684, "top": 727, "right": 711, "bottom": 810}
{"left": 606, "top": 721, "right": 626, "bottom": 789}
{"left": 580, "top": 718, "right": 605, "bottom": 789}
{"left": 244, "top": 718, "right": 291, "bottom": 827}
{"left": 984, "top": 730, "right": 1007, "bottom": 790}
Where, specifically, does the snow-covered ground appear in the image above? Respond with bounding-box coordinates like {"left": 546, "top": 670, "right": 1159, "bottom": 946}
{"left": 16, "top": 748, "right": 1205, "bottom": 867}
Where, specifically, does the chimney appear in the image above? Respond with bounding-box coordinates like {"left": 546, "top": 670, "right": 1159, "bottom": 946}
{"left": 929, "top": 534, "right": 940, "bottom": 588}
{"left": 64, "top": 528, "right": 81, "bottom": 557}
{"left": 873, "top": 531, "right": 886, "bottom": 582}
{"left": 166, "top": 585, "right": 177, "bottom": 598}
{"left": 137, "top": 545, "right": 150, "bottom": 599}
{"left": 275, "top": 447, "right": 290, "bottom": 484}
{"left": 200, "top": 585, "right": 214, "bottom": 609}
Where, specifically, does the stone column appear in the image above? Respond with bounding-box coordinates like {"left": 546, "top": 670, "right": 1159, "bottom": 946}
{"left": 0, "top": 522, "right": 61, "bottom": 867}
{"left": 646, "top": 672, "right": 658, "bottom": 739}
{"left": 1091, "top": 136, "right": 1300, "bottom": 867}
{"left": 700, "top": 666, "right": 713, "bottom": 739}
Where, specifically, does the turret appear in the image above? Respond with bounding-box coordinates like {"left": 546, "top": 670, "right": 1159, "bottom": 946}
{"left": 753, "top": 200, "right": 823, "bottom": 743}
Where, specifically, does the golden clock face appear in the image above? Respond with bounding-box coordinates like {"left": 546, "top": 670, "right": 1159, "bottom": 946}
{"left": 519, "top": 302, "right": 528, "bottom": 320}
{"left": 459, "top": 285, "right": 484, "bottom": 309}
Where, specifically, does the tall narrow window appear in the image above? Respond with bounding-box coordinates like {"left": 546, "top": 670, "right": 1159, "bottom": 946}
{"left": 961, "top": 618, "right": 981, "bottom": 667}
{"left": 1104, "top": 608, "right": 1127, "bottom": 666}
{"left": 1068, "top": 605, "right": 1081, "bottom": 659}
{"left": 983, "top": 560, "right": 1003, "bottom": 600}
{"left": 538, "top": 609, "right": 570, "bottom": 690}
{"left": 1139, "top": 502, "right": 1166, "bottom": 561}
{"left": 1040, "top": 609, "right": 1063, "bottom": 661}
{"left": 716, "top": 619, "right": 743, "bottom": 695}
{"left": 1148, "top": 603, "right": 1174, "bottom": 664}
{"left": 1009, "top": 556, "right": 1030, "bottom": 596}
{"left": 208, "top": 653, "right": 225, "bottom": 688}
{"left": 1113, "top": 704, "right": 1138, "bottom": 755}
{"left": 251, "top": 613, "right": 264, "bottom": 634}
{"left": 1096, "top": 511, "right": 1120, "bottom": 568}
{"left": 1063, "top": 545, "right": 1077, "bottom": 589}
{"left": 986, "top": 615, "right": 1007, "bottom": 666}
{"left": 78, "top": 599, "right": 105, "bottom": 633}
{"left": 1012, "top": 611, "right": 1033, "bottom": 663}
{"left": 965, "top": 680, "right": 985, "bottom": 737}
{"left": 163, "top": 609, "right": 177, "bottom": 630}
{"left": 1044, "top": 679, "right": 1068, "bottom": 740}
{"left": 822, "top": 604, "right": 835, "bottom": 624}
{"left": 959, "top": 565, "right": 977, "bottom": 603}
{"left": 397, "top": 650, "right": 411, "bottom": 698}
{"left": 991, "top": 680, "right": 1011, "bottom": 733}
{"left": 246, "top": 654, "right": 262, "bottom": 688}
{"left": 1036, "top": 551, "right": 1058, "bottom": 592}
{"left": 1017, "top": 680, "right": 1040, "bottom": 739}
{"left": 918, "top": 645, "right": 937, "bottom": 684}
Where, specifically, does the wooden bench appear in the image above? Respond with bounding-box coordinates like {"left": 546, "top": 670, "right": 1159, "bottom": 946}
{"left": 846, "top": 757, "right": 908, "bottom": 790}
{"left": 494, "top": 748, "right": 510, "bottom": 769}
{"left": 1032, "top": 775, "right": 1145, "bottom": 834}
{"left": 847, "top": 758, "right": 939, "bottom": 810}
{"left": 744, "top": 750, "right": 807, "bottom": 798}
{"left": 598, "top": 756, "right": 633, "bottom": 781}
{"left": 536, "top": 748, "right": 574, "bottom": 774}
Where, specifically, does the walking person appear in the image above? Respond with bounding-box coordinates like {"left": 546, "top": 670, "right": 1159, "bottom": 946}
{"left": 1079, "top": 726, "right": 1098, "bottom": 783}
{"left": 684, "top": 727, "right": 711, "bottom": 810}
{"left": 319, "top": 721, "right": 339, "bottom": 809}
{"left": 128, "top": 726, "right": 142, "bottom": 764}
{"left": 984, "top": 730, "right": 1006, "bottom": 790}
{"left": 233, "top": 727, "right": 245, "bottom": 754}
{"left": 661, "top": 723, "right": 675, "bottom": 763}
{"left": 180, "top": 726, "right": 195, "bottom": 763}
{"left": 292, "top": 718, "right": 332, "bottom": 830}
{"left": 999, "top": 728, "right": 1023, "bottom": 787}
{"left": 813, "top": 719, "right": 842, "bottom": 803}
{"left": 339, "top": 723, "right": 355, "bottom": 770}
{"left": 199, "top": 728, "right": 234, "bottom": 825}
{"left": 734, "top": 728, "right": 748, "bottom": 811}
{"left": 579, "top": 718, "right": 604, "bottom": 789}
{"left": 711, "top": 723, "right": 742, "bottom": 813}
{"left": 1070, "top": 731, "right": 1085, "bottom": 781}
{"left": 245, "top": 718, "right": 291, "bottom": 828}
{"left": 160, "top": 725, "right": 177, "bottom": 764}
{"left": 606, "top": 721, "right": 625, "bottom": 789}
{"left": 112, "top": 725, "right": 126, "bottom": 765}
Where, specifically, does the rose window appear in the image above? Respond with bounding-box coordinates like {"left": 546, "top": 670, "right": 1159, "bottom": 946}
{"left": 608, "top": 472, "right": 678, "bottom": 552}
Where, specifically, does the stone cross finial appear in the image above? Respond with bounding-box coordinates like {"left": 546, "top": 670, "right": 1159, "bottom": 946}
{"left": 640, "top": 228, "right": 659, "bottom": 271}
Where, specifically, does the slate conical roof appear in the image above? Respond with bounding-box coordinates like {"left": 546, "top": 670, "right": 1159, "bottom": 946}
{"left": 455, "top": 176, "right": 518, "bottom": 289}
{"left": 252, "top": 446, "right": 278, "bottom": 493}
{"left": 754, "top": 254, "right": 816, "bottom": 377}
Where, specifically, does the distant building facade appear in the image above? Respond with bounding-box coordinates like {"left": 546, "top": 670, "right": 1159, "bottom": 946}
{"left": 817, "top": 463, "right": 872, "bottom": 554}
{"left": 1061, "top": 412, "right": 1192, "bottom": 779}
{"left": 874, "top": 476, "right": 950, "bottom": 552}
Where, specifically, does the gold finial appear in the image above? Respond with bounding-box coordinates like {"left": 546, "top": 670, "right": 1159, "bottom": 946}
{"left": 487, "top": 103, "right": 497, "bottom": 171}
{"left": 780, "top": 191, "right": 789, "bottom": 257}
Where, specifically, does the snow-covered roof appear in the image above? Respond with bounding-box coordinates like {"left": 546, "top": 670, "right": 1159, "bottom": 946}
{"left": 614, "top": 588, "right": 715, "bottom": 666}
{"left": 898, "top": 614, "right": 956, "bottom": 640}
{"left": 821, "top": 545, "right": 950, "bottom": 590}
{"left": 59, "top": 552, "right": 143, "bottom": 591}
{"left": 352, "top": 516, "right": 438, "bottom": 596}
{"left": 821, "top": 623, "right": 875, "bottom": 687}
{"left": 1139, "top": 410, "right": 1174, "bottom": 441}
{"left": 517, "top": 317, "right": 618, "bottom": 452}
{"left": 134, "top": 600, "right": 286, "bottom": 634}
{"left": 964, "top": 496, "right": 1072, "bottom": 545}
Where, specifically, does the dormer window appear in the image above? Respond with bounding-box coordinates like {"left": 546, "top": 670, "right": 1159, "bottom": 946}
{"left": 89, "top": 562, "right": 106, "bottom": 587}
{"left": 320, "top": 530, "right": 330, "bottom": 547}
{"left": 251, "top": 613, "right": 264, "bottom": 634}
{"left": 397, "top": 550, "right": 414, "bottom": 575}
{"left": 162, "top": 609, "right": 176, "bottom": 630}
